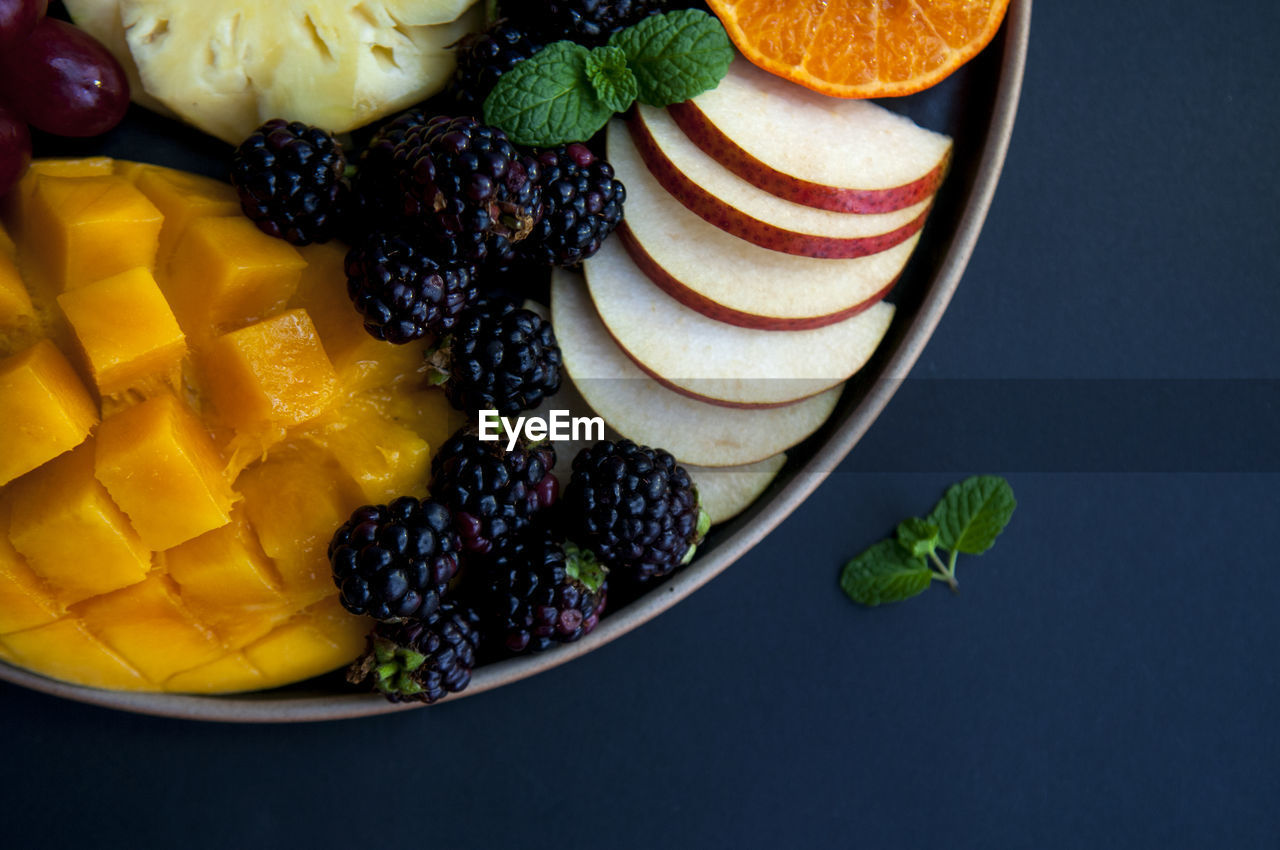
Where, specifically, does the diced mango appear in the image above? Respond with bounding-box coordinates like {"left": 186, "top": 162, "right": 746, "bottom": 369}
{"left": 165, "top": 216, "right": 304, "bottom": 338}
{"left": 236, "top": 447, "right": 359, "bottom": 604}
{"left": 94, "top": 394, "right": 235, "bottom": 550}
{"left": 0, "top": 222, "right": 15, "bottom": 259}
{"left": 0, "top": 339, "right": 98, "bottom": 485}
{"left": 75, "top": 575, "right": 223, "bottom": 683}
{"left": 0, "top": 247, "right": 34, "bottom": 329}
{"left": 134, "top": 167, "right": 240, "bottom": 269}
{"left": 243, "top": 596, "right": 368, "bottom": 685}
{"left": 57, "top": 267, "right": 186, "bottom": 397}
{"left": 25, "top": 174, "right": 163, "bottom": 292}
{"left": 293, "top": 242, "right": 425, "bottom": 395}
{"left": 163, "top": 652, "right": 264, "bottom": 694}
{"left": 0, "top": 496, "right": 63, "bottom": 634}
{"left": 164, "top": 506, "right": 292, "bottom": 650}
{"left": 2, "top": 157, "right": 115, "bottom": 236}
{"left": 367, "top": 385, "right": 466, "bottom": 459}
{"left": 8, "top": 442, "right": 151, "bottom": 605}
{"left": 202, "top": 308, "right": 339, "bottom": 435}
{"left": 300, "top": 397, "right": 431, "bottom": 504}
{"left": 0, "top": 617, "right": 149, "bottom": 690}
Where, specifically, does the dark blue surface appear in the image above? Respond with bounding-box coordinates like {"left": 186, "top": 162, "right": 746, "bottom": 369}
{"left": 4, "top": 1, "right": 1279, "bottom": 846}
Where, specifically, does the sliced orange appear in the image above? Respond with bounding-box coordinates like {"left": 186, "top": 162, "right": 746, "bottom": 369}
{"left": 706, "top": 0, "right": 1012, "bottom": 98}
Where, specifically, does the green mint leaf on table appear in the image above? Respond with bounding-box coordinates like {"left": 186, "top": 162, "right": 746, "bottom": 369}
{"left": 483, "top": 41, "right": 615, "bottom": 146}
{"left": 840, "top": 540, "right": 934, "bottom": 607}
{"left": 585, "top": 46, "right": 638, "bottom": 113}
{"left": 896, "top": 518, "right": 940, "bottom": 558}
{"left": 926, "top": 475, "right": 1017, "bottom": 555}
{"left": 841, "top": 476, "right": 1016, "bottom": 606}
{"left": 609, "top": 9, "right": 734, "bottom": 107}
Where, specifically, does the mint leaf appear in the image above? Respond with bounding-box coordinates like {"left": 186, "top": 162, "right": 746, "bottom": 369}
{"left": 483, "top": 41, "right": 614, "bottom": 146}
{"left": 585, "top": 45, "right": 638, "bottom": 114}
{"left": 926, "top": 475, "right": 1017, "bottom": 555}
{"left": 896, "top": 518, "right": 940, "bottom": 558}
{"left": 609, "top": 9, "right": 734, "bottom": 107}
{"left": 840, "top": 539, "right": 934, "bottom": 607}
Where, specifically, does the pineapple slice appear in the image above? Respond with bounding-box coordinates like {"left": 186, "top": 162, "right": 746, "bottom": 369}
{"left": 68, "top": 0, "right": 482, "bottom": 144}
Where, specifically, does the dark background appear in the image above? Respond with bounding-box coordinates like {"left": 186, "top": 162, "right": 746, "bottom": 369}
{"left": 4, "top": 1, "right": 1279, "bottom": 846}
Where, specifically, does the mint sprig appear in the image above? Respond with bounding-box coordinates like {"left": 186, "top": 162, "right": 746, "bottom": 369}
{"left": 484, "top": 10, "right": 732, "bottom": 146}
{"left": 840, "top": 476, "right": 1017, "bottom": 607}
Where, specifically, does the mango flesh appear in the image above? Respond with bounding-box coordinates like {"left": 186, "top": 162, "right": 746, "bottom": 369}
{"left": 0, "top": 158, "right": 457, "bottom": 694}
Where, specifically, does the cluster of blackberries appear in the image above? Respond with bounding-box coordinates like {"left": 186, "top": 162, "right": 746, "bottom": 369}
{"left": 330, "top": 430, "right": 706, "bottom": 703}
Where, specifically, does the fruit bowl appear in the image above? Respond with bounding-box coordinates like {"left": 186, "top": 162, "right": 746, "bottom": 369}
{"left": 0, "top": 0, "right": 1031, "bottom": 721}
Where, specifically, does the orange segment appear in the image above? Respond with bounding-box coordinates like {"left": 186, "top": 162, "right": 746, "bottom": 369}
{"left": 707, "top": 0, "right": 1010, "bottom": 98}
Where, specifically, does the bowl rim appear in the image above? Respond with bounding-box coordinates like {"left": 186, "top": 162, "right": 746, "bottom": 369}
{"left": 0, "top": 0, "right": 1032, "bottom": 722}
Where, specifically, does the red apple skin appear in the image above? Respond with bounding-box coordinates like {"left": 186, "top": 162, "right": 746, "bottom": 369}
{"left": 668, "top": 99, "right": 951, "bottom": 214}
{"left": 616, "top": 224, "right": 900, "bottom": 331}
{"left": 627, "top": 109, "right": 932, "bottom": 259}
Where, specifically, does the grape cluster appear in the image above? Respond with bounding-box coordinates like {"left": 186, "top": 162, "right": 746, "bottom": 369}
{"left": 0, "top": 2, "right": 130, "bottom": 196}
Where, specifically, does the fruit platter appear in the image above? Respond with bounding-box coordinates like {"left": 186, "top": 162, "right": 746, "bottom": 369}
{"left": 0, "top": 0, "right": 1029, "bottom": 720}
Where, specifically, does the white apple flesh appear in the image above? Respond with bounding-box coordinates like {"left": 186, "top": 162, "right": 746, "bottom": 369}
{"left": 669, "top": 57, "right": 953, "bottom": 213}
{"left": 551, "top": 268, "right": 842, "bottom": 468}
{"left": 609, "top": 122, "right": 919, "bottom": 329}
{"left": 627, "top": 104, "right": 932, "bottom": 258}
{"left": 583, "top": 235, "right": 895, "bottom": 407}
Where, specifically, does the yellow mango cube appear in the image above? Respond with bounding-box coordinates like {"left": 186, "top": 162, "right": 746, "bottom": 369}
{"left": 0, "top": 339, "right": 99, "bottom": 486}
{"left": 26, "top": 174, "right": 163, "bottom": 292}
{"left": 369, "top": 385, "right": 466, "bottom": 459}
{"left": 93, "top": 394, "right": 235, "bottom": 550}
{"left": 75, "top": 575, "right": 223, "bottom": 683}
{"left": 0, "top": 247, "right": 34, "bottom": 331}
{"left": 57, "top": 267, "right": 186, "bottom": 397}
{"left": 163, "top": 652, "right": 264, "bottom": 694}
{"left": 2, "top": 157, "right": 115, "bottom": 236}
{"left": 302, "top": 398, "right": 431, "bottom": 504}
{"left": 237, "top": 447, "right": 358, "bottom": 603}
{"left": 0, "top": 496, "right": 63, "bottom": 634}
{"left": 165, "top": 216, "right": 304, "bottom": 338}
{"left": 0, "top": 222, "right": 15, "bottom": 259}
{"left": 202, "top": 308, "right": 339, "bottom": 434}
{"left": 8, "top": 442, "right": 152, "bottom": 605}
{"left": 293, "top": 242, "right": 425, "bottom": 395}
{"left": 243, "top": 596, "right": 368, "bottom": 685}
{"left": 134, "top": 167, "right": 240, "bottom": 269}
{"left": 0, "top": 617, "right": 149, "bottom": 690}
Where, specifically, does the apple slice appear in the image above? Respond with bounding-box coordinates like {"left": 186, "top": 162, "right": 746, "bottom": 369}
{"left": 668, "top": 57, "right": 952, "bottom": 213}
{"left": 531, "top": 377, "right": 786, "bottom": 526}
{"left": 551, "top": 268, "right": 841, "bottom": 468}
{"left": 627, "top": 104, "right": 932, "bottom": 258}
{"left": 583, "top": 236, "right": 894, "bottom": 407}
{"left": 609, "top": 123, "right": 919, "bottom": 329}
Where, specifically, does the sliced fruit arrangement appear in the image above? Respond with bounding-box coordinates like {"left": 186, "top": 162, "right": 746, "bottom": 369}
{"left": 0, "top": 156, "right": 466, "bottom": 693}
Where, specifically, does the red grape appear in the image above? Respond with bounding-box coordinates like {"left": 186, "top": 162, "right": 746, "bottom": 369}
{"left": 0, "top": 0, "right": 47, "bottom": 46}
{"left": 0, "top": 17, "right": 128, "bottom": 137}
{"left": 0, "top": 104, "right": 31, "bottom": 198}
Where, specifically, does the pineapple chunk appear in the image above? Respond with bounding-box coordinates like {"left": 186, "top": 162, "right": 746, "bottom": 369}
{"left": 92, "top": 0, "right": 481, "bottom": 144}
{"left": 93, "top": 393, "right": 236, "bottom": 550}
{"left": 56, "top": 266, "right": 186, "bottom": 397}
{"left": 0, "top": 340, "right": 99, "bottom": 486}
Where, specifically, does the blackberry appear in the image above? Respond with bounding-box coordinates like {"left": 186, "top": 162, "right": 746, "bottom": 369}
{"left": 435, "top": 295, "right": 562, "bottom": 415}
{"left": 429, "top": 427, "right": 558, "bottom": 557}
{"left": 562, "top": 440, "right": 709, "bottom": 583}
{"left": 518, "top": 143, "right": 624, "bottom": 267}
{"left": 503, "top": 0, "right": 667, "bottom": 46}
{"left": 448, "top": 21, "right": 544, "bottom": 116}
{"left": 230, "top": 119, "right": 348, "bottom": 245}
{"left": 475, "top": 533, "right": 607, "bottom": 654}
{"left": 344, "top": 230, "right": 478, "bottom": 343}
{"left": 328, "top": 497, "right": 462, "bottom": 622}
{"left": 347, "top": 605, "right": 481, "bottom": 703}
{"left": 350, "top": 107, "right": 429, "bottom": 236}
{"left": 392, "top": 115, "right": 542, "bottom": 266}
